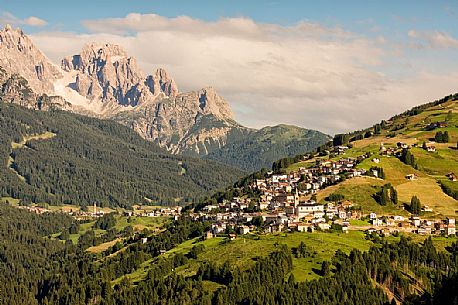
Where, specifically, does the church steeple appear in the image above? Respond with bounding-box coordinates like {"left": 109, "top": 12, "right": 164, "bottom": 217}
{"left": 294, "top": 188, "right": 299, "bottom": 208}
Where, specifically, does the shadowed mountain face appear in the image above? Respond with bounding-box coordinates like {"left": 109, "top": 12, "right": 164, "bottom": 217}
{"left": 0, "top": 101, "right": 245, "bottom": 207}
{"left": 0, "top": 25, "right": 329, "bottom": 169}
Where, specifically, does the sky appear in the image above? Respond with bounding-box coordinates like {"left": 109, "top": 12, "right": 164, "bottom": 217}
{"left": 1, "top": 0, "right": 458, "bottom": 135}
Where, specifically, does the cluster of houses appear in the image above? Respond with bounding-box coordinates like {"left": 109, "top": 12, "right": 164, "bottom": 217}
{"left": 367, "top": 213, "right": 456, "bottom": 236}
{"left": 123, "top": 206, "right": 182, "bottom": 218}
{"left": 379, "top": 142, "right": 412, "bottom": 157}
{"left": 198, "top": 157, "right": 374, "bottom": 237}
{"left": 199, "top": 206, "right": 354, "bottom": 239}
{"left": 425, "top": 121, "right": 448, "bottom": 131}
{"left": 52, "top": 203, "right": 183, "bottom": 220}
{"left": 252, "top": 157, "right": 366, "bottom": 206}
{"left": 199, "top": 206, "right": 456, "bottom": 240}
{"left": 197, "top": 147, "right": 457, "bottom": 239}
{"left": 199, "top": 157, "right": 371, "bottom": 237}
{"left": 17, "top": 205, "right": 50, "bottom": 214}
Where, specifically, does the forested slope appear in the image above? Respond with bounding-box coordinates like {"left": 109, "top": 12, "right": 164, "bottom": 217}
{"left": 205, "top": 124, "right": 330, "bottom": 171}
{"left": 0, "top": 102, "right": 244, "bottom": 207}
{"left": 1, "top": 204, "right": 457, "bottom": 305}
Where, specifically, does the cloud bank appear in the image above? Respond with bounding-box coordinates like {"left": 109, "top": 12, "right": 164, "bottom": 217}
{"left": 30, "top": 13, "right": 458, "bottom": 134}
{"left": 0, "top": 12, "right": 47, "bottom": 27}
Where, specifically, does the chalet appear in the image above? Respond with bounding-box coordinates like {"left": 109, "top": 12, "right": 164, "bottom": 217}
{"left": 123, "top": 211, "right": 133, "bottom": 217}
{"left": 341, "top": 200, "right": 354, "bottom": 209}
{"left": 228, "top": 233, "right": 237, "bottom": 241}
{"left": 243, "top": 215, "right": 253, "bottom": 222}
{"left": 379, "top": 228, "right": 391, "bottom": 237}
{"left": 285, "top": 206, "right": 295, "bottom": 216}
{"left": 372, "top": 169, "right": 379, "bottom": 177}
{"left": 393, "top": 215, "right": 405, "bottom": 222}
{"left": 338, "top": 210, "right": 347, "bottom": 219}
{"left": 203, "top": 205, "right": 218, "bottom": 212}
{"left": 366, "top": 228, "right": 376, "bottom": 234}
{"left": 445, "top": 226, "right": 456, "bottom": 236}
{"left": 372, "top": 158, "right": 380, "bottom": 164}
{"left": 272, "top": 175, "right": 288, "bottom": 183}
{"left": 446, "top": 172, "right": 457, "bottom": 182}
{"left": 372, "top": 219, "right": 383, "bottom": 227}
{"left": 422, "top": 205, "right": 433, "bottom": 212}
{"left": 204, "top": 230, "right": 215, "bottom": 239}
{"left": 411, "top": 217, "right": 421, "bottom": 227}
{"left": 349, "top": 210, "right": 362, "bottom": 220}
{"left": 426, "top": 121, "right": 447, "bottom": 130}
{"left": 397, "top": 142, "right": 409, "bottom": 149}
{"left": 318, "top": 222, "right": 330, "bottom": 230}
{"left": 297, "top": 223, "right": 313, "bottom": 232}
{"left": 427, "top": 146, "right": 436, "bottom": 152}
{"left": 313, "top": 211, "right": 326, "bottom": 219}
{"left": 385, "top": 219, "right": 395, "bottom": 226}
{"left": 271, "top": 223, "right": 285, "bottom": 232}
{"left": 278, "top": 215, "right": 289, "bottom": 224}
{"left": 238, "top": 226, "right": 250, "bottom": 235}
{"left": 405, "top": 174, "right": 417, "bottom": 181}
{"left": 296, "top": 203, "right": 324, "bottom": 217}
{"left": 263, "top": 214, "right": 279, "bottom": 224}
{"left": 417, "top": 226, "right": 432, "bottom": 235}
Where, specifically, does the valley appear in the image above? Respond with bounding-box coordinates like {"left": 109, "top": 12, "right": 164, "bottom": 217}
{"left": 0, "top": 93, "right": 455, "bottom": 305}
{"left": 0, "top": 9, "right": 457, "bottom": 305}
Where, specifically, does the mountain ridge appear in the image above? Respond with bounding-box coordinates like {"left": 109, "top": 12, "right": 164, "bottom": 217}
{"left": 0, "top": 24, "right": 329, "bottom": 167}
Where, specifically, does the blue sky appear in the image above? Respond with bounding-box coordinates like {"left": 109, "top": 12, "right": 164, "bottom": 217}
{"left": 1, "top": 1, "right": 457, "bottom": 133}
{"left": 2, "top": 0, "right": 457, "bottom": 36}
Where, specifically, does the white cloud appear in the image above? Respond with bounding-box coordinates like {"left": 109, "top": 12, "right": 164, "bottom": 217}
{"left": 408, "top": 30, "right": 458, "bottom": 49}
{"left": 28, "top": 13, "right": 458, "bottom": 134}
{"left": 0, "top": 12, "right": 47, "bottom": 27}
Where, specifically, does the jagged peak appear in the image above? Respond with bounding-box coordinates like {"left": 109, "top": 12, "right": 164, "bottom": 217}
{"left": 0, "top": 24, "right": 29, "bottom": 44}
{"left": 197, "top": 86, "right": 234, "bottom": 120}
{"left": 3, "top": 24, "right": 12, "bottom": 31}
{"left": 80, "top": 42, "right": 128, "bottom": 58}
{"left": 0, "top": 25, "right": 62, "bottom": 94}
{"left": 148, "top": 67, "right": 178, "bottom": 97}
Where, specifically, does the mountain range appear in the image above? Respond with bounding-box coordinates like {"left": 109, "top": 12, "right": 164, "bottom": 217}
{"left": 0, "top": 24, "right": 329, "bottom": 170}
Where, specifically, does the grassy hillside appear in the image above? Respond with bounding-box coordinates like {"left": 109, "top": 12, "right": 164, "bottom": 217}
{"left": 288, "top": 96, "right": 458, "bottom": 217}
{"left": 206, "top": 124, "right": 330, "bottom": 171}
{"left": 0, "top": 102, "right": 245, "bottom": 207}
{"left": 114, "top": 231, "right": 373, "bottom": 284}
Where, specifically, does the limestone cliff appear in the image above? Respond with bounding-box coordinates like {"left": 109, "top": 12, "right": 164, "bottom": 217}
{"left": 0, "top": 24, "right": 62, "bottom": 94}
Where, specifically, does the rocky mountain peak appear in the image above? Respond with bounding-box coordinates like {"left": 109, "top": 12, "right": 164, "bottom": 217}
{"left": 145, "top": 67, "right": 178, "bottom": 97}
{"left": 62, "top": 42, "right": 150, "bottom": 106}
{"left": 198, "top": 86, "right": 234, "bottom": 120}
{"left": 0, "top": 24, "right": 62, "bottom": 94}
{"left": 61, "top": 43, "right": 130, "bottom": 72}
{"left": 1, "top": 26, "right": 249, "bottom": 157}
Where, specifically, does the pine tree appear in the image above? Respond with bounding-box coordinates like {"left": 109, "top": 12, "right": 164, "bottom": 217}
{"left": 390, "top": 187, "right": 398, "bottom": 205}
{"left": 321, "top": 261, "right": 331, "bottom": 276}
{"left": 410, "top": 195, "right": 421, "bottom": 214}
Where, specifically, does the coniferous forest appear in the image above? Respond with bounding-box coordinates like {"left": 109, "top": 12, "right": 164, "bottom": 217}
{"left": 0, "top": 204, "right": 457, "bottom": 305}
{"left": 0, "top": 102, "right": 244, "bottom": 207}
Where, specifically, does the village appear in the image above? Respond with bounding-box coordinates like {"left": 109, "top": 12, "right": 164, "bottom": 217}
{"left": 195, "top": 143, "right": 456, "bottom": 239}
{"left": 13, "top": 142, "right": 457, "bottom": 241}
